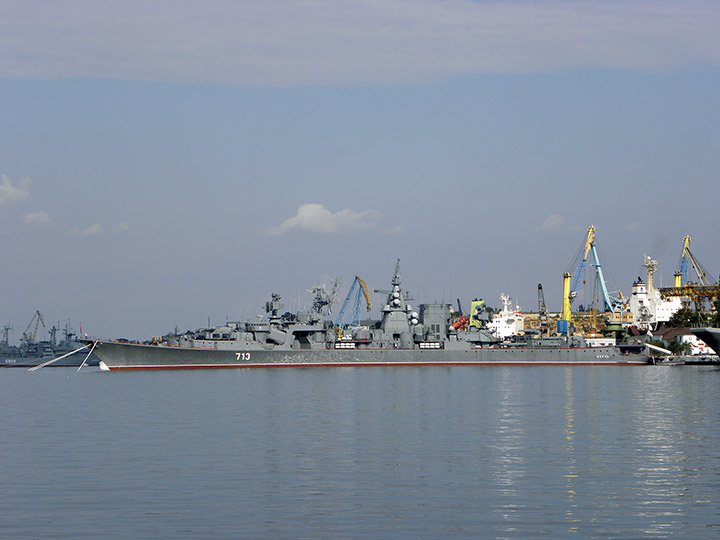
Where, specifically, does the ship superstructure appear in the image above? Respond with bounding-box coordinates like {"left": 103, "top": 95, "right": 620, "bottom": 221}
{"left": 628, "top": 255, "right": 682, "bottom": 330}
{"left": 84, "top": 259, "right": 652, "bottom": 370}
{"left": 487, "top": 294, "right": 524, "bottom": 339}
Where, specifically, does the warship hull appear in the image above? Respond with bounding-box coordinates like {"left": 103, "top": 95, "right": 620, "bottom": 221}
{"left": 88, "top": 340, "right": 650, "bottom": 371}
{"left": 1, "top": 345, "right": 96, "bottom": 368}
{"left": 84, "top": 260, "right": 655, "bottom": 371}
{"left": 2, "top": 355, "right": 86, "bottom": 368}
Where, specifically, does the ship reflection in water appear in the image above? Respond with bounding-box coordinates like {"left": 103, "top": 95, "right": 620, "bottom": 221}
{"left": 2, "top": 365, "right": 719, "bottom": 538}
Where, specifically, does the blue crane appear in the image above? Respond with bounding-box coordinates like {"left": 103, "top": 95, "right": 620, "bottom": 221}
{"left": 678, "top": 235, "right": 715, "bottom": 286}
{"left": 334, "top": 276, "right": 372, "bottom": 328}
{"left": 567, "top": 226, "right": 624, "bottom": 315}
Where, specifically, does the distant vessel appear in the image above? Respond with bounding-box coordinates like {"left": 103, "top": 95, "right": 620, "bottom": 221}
{"left": 84, "top": 260, "right": 652, "bottom": 370}
{"left": 1, "top": 313, "right": 96, "bottom": 368}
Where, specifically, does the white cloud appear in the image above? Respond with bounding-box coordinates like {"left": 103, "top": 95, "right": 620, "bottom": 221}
{"left": 0, "top": 174, "right": 31, "bottom": 206}
{"left": 23, "top": 211, "right": 51, "bottom": 225}
{"left": 115, "top": 222, "right": 130, "bottom": 232}
{"left": 538, "top": 214, "right": 563, "bottom": 231}
{"left": 268, "top": 203, "right": 379, "bottom": 236}
{"left": 1, "top": 1, "right": 718, "bottom": 86}
{"left": 79, "top": 223, "right": 103, "bottom": 236}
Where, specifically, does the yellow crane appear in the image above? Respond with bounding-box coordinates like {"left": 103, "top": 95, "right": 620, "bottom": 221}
{"left": 561, "top": 226, "right": 595, "bottom": 327}
{"left": 659, "top": 235, "right": 718, "bottom": 314}
{"left": 561, "top": 225, "right": 626, "bottom": 333}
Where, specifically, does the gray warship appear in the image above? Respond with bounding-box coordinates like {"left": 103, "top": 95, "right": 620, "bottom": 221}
{"left": 1, "top": 314, "right": 96, "bottom": 368}
{"left": 85, "top": 260, "right": 652, "bottom": 370}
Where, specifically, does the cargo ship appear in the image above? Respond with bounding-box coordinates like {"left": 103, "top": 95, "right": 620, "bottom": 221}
{"left": 84, "top": 260, "right": 652, "bottom": 370}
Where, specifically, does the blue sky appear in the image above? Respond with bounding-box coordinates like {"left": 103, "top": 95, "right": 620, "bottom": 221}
{"left": 1, "top": 1, "right": 719, "bottom": 341}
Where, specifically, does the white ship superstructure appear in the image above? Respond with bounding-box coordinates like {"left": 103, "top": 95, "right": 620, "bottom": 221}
{"left": 627, "top": 255, "right": 682, "bottom": 330}
{"left": 488, "top": 294, "right": 524, "bottom": 338}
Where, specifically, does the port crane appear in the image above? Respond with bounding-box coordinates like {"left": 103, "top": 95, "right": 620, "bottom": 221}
{"left": 561, "top": 226, "right": 625, "bottom": 332}
{"left": 21, "top": 310, "right": 45, "bottom": 345}
{"left": 334, "top": 275, "right": 372, "bottom": 328}
{"left": 659, "top": 236, "right": 718, "bottom": 314}
{"left": 537, "top": 284, "right": 548, "bottom": 336}
{"left": 676, "top": 235, "right": 715, "bottom": 287}
{"left": 588, "top": 271, "right": 601, "bottom": 334}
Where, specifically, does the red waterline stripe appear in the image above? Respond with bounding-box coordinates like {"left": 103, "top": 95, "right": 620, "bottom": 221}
{"left": 107, "top": 361, "right": 648, "bottom": 370}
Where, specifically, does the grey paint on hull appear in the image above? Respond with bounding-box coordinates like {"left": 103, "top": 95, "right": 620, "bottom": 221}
{"left": 1, "top": 344, "right": 98, "bottom": 368}
{"left": 90, "top": 340, "right": 649, "bottom": 370}
{"left": 85, "top": 260, "right": 652, "bottom": 371}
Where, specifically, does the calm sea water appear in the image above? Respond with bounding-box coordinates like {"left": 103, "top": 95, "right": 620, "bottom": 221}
{"left": 1, "top": 365, "right": 719, "bottom": 539}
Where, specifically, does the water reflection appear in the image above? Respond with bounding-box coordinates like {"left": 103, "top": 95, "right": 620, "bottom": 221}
{"left": 488, "top": 368, "right": 529, "bottom": 525}
{"left": 552, "top": 366, "right": 720, "bottom": 537}
{"left": 625, "top": 368, "right": 720, "bottom": 535}
{"left": 2, "top": 366, "right": 719, "bottom": 539}
{"left": 563, "top": 367, "right": 581, "bottom": 533}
